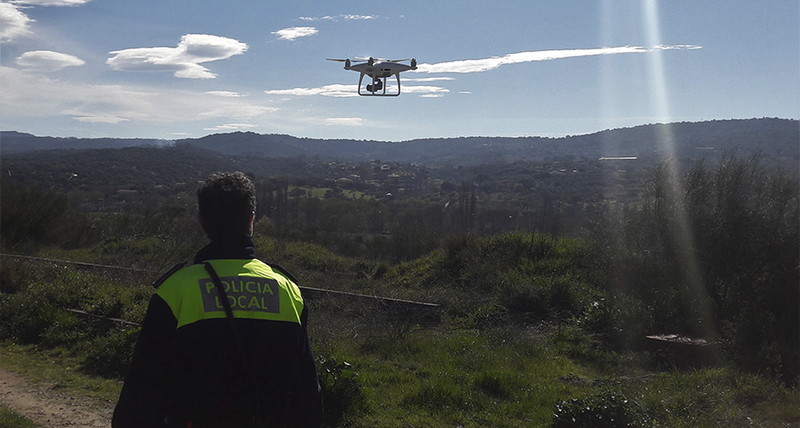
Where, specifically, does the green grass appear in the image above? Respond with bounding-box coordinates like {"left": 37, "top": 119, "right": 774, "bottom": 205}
{"left": 0, "top": 342, "right": 123, "bottom": 403}
{"left": 3, "top": 317, "right": 800, "bottom": 427}
{"left": 2, "top": 238, "right": 800, "bottom": 427}
{"left": 0, "top": 407, "right": 40, "bottom": 428}
{"left": 352, "top": 330, "right": 584, "bottom": 427}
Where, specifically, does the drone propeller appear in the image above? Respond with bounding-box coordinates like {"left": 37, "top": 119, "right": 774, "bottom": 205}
{"left": 352, "top": 57, "right": 411, "bottom": 63}
{"left": 326, "top": 58, "right": 349, "bottom": 62}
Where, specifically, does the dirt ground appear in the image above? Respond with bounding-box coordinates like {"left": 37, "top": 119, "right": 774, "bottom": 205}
{"left": 0, "top": 366, "right": 112, "bottom": 427}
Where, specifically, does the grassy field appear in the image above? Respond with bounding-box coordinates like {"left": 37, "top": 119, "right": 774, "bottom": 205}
{"left": 3, "top": 327, "right": 798, "bottom": 427}
{"left": 1, "top": 231, "right": 799, "bottom": 427}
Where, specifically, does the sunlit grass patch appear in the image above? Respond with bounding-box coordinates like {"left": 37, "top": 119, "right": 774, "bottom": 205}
{"left": 345, "top": 327, "right": 594, "bottom": 427}
{"left": 0, "top": 407, "right": 40, "bottom": 428}
{"left": 0, "top": 342, "right": 122, "bottom": 402}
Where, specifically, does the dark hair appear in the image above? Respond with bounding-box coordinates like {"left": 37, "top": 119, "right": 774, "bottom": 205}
{"left": 197, "top": 172, "right": 256, "bottom": 241}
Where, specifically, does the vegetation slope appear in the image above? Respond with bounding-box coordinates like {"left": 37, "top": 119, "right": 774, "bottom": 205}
{"left": 0, "top": 122, "right": 798, "bottom": 426}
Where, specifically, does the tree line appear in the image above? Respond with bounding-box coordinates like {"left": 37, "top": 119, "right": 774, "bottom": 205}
{"left": 1, "top": 152, "right": 798, "bottom": 384}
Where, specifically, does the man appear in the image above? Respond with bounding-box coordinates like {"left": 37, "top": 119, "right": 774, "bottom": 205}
{"left": 113, "top": 172, "right": 323, "bottom": 428}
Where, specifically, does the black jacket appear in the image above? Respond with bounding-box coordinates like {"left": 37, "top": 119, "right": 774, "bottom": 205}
{"left": 112, "top": 236, "right": 323, "bottom": 428}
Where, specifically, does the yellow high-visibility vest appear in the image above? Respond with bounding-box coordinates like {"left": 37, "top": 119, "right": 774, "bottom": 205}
{"left": 156, "top": 259, "right": 305, "bottom": 329}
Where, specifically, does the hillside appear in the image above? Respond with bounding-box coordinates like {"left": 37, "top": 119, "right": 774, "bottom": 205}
{"left": 0, "top": 131, "right": 168, "bottom": 154}
{"left": 3, "top": 118, "right": 797, "bottom": 169}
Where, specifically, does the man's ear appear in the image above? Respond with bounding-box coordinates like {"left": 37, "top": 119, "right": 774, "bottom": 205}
{"left": 198, "top": 214, "right": 211, "bottom": 239}
{"left": 248, "top": 212, "right": 255, "bottom": 235}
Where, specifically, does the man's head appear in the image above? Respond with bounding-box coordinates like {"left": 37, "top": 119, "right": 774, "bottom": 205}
{"left": 197, "top": 172, "right": 256, "bottom": 241}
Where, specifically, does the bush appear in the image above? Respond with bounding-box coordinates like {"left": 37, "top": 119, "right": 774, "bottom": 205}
{"left": 0, "top": 180, "right": 92, "bottom": 249}
{"left": 0, "top": 261, "right": 150, "bottom": 380}
{"left": 592, "top": 155, "right": 799, "bottom": 383}
{"left": 0, "top": 292, "right": 57, "bottom": 344}
{"left": 81, "top": 328, "right": 139, "bottom": 378}
{"left": 316, "top": 356, "right": 368, "bottom": 426}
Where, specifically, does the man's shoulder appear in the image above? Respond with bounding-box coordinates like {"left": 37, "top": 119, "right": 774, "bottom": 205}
{"left": 151, "top": 262, "right": 188, "bottom": 289}
{"left": 154, "top": 259, "right": 300, "bottom": 293}
{"left": 265, "top": 263, "right": 299, "bottom": 285}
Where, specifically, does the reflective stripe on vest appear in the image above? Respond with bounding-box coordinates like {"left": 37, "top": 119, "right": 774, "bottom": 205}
{"left": 156, "top": 259, "right": 305, "bottom": 329}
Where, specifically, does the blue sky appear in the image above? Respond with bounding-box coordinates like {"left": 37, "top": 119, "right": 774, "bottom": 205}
{"left": 1, "top": 0, "right": 797, "bottom": 141}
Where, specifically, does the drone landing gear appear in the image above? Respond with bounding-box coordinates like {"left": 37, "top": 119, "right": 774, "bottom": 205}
{"left": 357, "top": 74, "right": 401, "bottom": 97}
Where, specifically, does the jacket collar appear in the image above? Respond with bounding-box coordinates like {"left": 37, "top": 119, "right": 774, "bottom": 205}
{"left": 193, "top": 235, "right": 256, "bottom": 264}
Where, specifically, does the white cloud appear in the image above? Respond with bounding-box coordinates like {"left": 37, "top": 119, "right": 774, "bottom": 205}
{"left": 15, "top": 50, "right": 85, "bottom": 71}
{"left": 413, "top": 45, "right": 701, "bottom": 74}
{"left": 204, "top": 123, "right": 257, "bottom": 131}
{"left": 325, "top": 117, "right": 364, "bottom": 126}
{"left": 272, "top": 26, "right": 318, "bottom": 41}
{"left": 265, "top": 84, "right": 358, "bottom": 98}
{"left": 0, "top": 65, "right": 274, "bottom": 125}
{"left": 74, "top": 115, "right": 129, "bottom": 123}
{"left": 0, "top": 2, "right": 33, "bottom": 41}
{"left": 398, "top": 85, "right": 450, "bottom": 96}
{"left": 2, "top": 0, "right": 94, "bottom": 41}
{"left": 342, "top": 14, "right": 375, "bottom": 20}
{"left": 11, "top": 0, "right": 92, "bottom": 5}
{"left": 299, "top": 16, "right": 332, "bottom": 22}
{"left": 107, "top": 34, "right": 248, "bottom": 79}
{"left": 206, "top": 90, "right": 246, "bottom": 97}
{"left": 265, "top": 83, "right": 449, "bottom": 98}
{"left": 198, "top": 104, "right": 279, "bottom": 119}
{"left": 299, "top": 15, "right": 375, "bottom": 22}
{"left": 654, "top": 44, "right": 702, "bottom": 51}
{"left": 403, "top": 77, "right": 455, "bottom": 82}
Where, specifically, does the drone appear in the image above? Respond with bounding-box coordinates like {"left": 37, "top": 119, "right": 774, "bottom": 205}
{"left": 327, "top": 57, "right": 417, "bottom": 96}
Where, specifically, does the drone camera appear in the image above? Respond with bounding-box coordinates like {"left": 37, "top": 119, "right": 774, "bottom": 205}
{"left": 366, "top": 80, "right": 383, "bottom": 93}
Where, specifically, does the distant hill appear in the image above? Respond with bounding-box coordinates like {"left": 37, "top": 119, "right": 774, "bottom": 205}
{"left": 3, "top": 118, "right": 797, "bottom": 169}
{"left": 0, "top": 131, "right": 168, "bottom": 154}
{"left": 0, "top": 144, "right": 320, "bottom": 193}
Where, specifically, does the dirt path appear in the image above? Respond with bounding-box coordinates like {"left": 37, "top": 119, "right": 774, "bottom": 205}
{"left": 0, "top": 366, "right": 113, "bottom": 427}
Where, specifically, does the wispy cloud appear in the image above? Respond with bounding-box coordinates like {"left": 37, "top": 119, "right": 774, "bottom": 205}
{"left": 107, "top": 34, "right": 248, "bottom": 79}
{"left": 12, "top": 0, "right": 93, "bottom": 5}
{"left": 265, "top": 84, "right": 358, "bottom": 98}
{"left": 299, "top": 15, "right": 375, "bottom": 22}
{"left": 1, "top": 0, "right": 93, "bottom": 41}
{"left": 16, "top": 50, "right": 85, "bottom": 71}
{"left": 414, "top": 45, "right": 701, "bottom": 74}
{"left": 265, "top": 83, "right": 449, "bottom": 98}
{"left": 0, "top": 2, "right": 33, "bottom": 41}
{"left": 198, "top": 104, "right": 279, "bottom": 119}
{"left": 325, "top": 117, "right": 364, "bottom": 126}
{"left": 272, "top": 26, "right": 318, "bottom": 41}
{"left": 74, "top": 115, "right": 129, "bottom": 123}
{"left": 654, "top": 44, "right": 702, "bottom": 51}
{"left": 206, "top": 90, "right": 246, "bottom": 97}
{"left": 0, "top": 65, "right": 274, "bottom": 125}
{"left": 204, "top": 123, "right": 257, "bottom": 132}
{"left": 403, "top": 77, "right": 455, "bottom": 82}
{"left": 400, "top": 85, "right": 450, "bottom": 96}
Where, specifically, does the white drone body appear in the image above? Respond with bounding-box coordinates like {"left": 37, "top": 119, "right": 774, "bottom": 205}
{"left": 327, "top": 57, "right": 417, "bottom": 96}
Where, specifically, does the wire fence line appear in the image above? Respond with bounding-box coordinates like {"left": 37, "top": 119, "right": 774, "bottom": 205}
{"left": 0, "top": 253, "right": 159, "bottom": 273}
{"left": 2, "top": 253, "right": 440, "bottom": 326}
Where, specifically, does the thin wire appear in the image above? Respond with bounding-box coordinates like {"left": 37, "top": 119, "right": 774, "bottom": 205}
{"left": 0, "top": 253, "right": 440, "bottom": 307}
